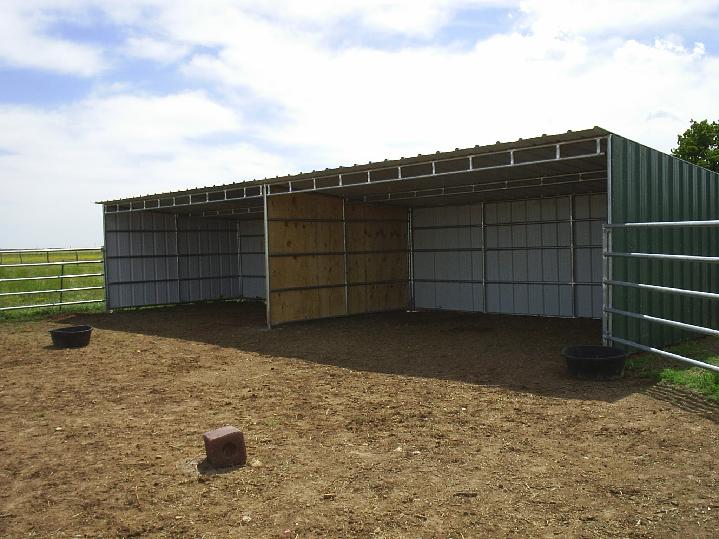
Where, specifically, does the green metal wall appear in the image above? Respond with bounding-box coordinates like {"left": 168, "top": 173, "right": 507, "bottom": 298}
{"left": 609, "top": 134, "right": 719, "bottom": 349}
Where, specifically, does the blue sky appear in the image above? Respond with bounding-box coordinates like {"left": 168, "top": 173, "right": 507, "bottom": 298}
{"left": 1, "top": 0, "right": 718, "bottom": 247}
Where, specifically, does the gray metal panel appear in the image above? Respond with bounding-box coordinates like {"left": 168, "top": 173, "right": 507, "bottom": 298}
{"left": 414, "top": 281, "right": 436, "bottom": 308}
{"left": 104, "top": 211, "right": 180, "bottom": 309}
{"left": 242, "top": 276, "right": 266, "bottom": 299}
{"left": 177, "top": 215, "right": 240, "bottom": 303}
{"left": 238, "top": 218, "right": 266, "bottom": 299}
{"left": 412, "top": 194, "right": 606, "bottom": 318}
{"left": 103, "top": 212, "right": 268, "bottom": 309}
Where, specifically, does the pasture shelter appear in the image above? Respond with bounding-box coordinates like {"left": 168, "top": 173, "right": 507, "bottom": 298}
{"left": 99, "top": 127, "right": 719, "bottom": 371}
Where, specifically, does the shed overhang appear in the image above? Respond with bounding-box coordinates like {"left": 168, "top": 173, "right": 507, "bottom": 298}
{"left": 99, "top": 127, "right": 610, "bottom": 219}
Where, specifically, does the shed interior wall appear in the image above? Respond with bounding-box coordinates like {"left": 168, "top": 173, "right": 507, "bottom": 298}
{"left": 104, "top": 211, "right": 265, "bottom": 310}
{"left": 266, "top": 193, "right": 410, "bottom": 325}
{"left": 345, "top": 202, "right": 409, "bottom": 315}
{"left": 412, "top": 193, "right": 606, "bottom": 318}
{"left": 267, "top": 193, "right": 346, "bottom": 325}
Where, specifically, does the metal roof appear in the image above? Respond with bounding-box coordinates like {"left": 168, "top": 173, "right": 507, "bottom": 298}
{"left": 98, "top": 126, "right": 612, "bottom": 205}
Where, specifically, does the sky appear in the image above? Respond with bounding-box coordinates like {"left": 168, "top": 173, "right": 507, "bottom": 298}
{"left": 1, "top": 1, "right": 718, "bottom": 248}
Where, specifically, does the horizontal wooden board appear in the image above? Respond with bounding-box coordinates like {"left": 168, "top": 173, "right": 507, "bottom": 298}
{"left": 268, "top": 221, "right": 343, "bottom": 255}
{"left": 268, "top": 193, "right": 343, "bottom": 220}
{"left": 270, "top": 287, "right": 345, "bottom": 325}
{"left": 345, "top": 222, "right": 407, "bottom": 252}
{"left": 348, "top": 282, "right": 408, "bottom": 314}
{"left": 347, "top": 252, "right": 408, "bottom": 284}
{"left": 270, "top": 254, "right": 344, "bottom": 289}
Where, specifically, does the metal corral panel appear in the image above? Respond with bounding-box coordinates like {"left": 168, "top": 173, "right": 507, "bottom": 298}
{"left": 104, "top": 211, "right": 266, "bottom": 309}
{"left": 413, "top": 194, "right": 605, "bottom": 318}
{"left": 609, "top": 135, "right": 719, "bottom": 348}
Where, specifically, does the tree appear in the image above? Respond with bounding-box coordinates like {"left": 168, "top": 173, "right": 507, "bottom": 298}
{"left": 672, "top": 119, "right": 719, "bottom": 173}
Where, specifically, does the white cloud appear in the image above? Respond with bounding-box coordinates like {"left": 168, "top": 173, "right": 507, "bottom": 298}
{"left": 0, "top": 93, "right": 288, "bottom": 247}
{"left": 0, "top": 2, "right": 105, "bottom": 76}
{"left": 1, "top": 0, "right": 719, "bottom": 248}
{"left": 519, "top": 0, "right": 719, "bottom": 37}
{"left": 123, "top": 36, "right": 189, "bottom": 63}
{"left": 181, "top": 19, "right": 719, "bottom": 162}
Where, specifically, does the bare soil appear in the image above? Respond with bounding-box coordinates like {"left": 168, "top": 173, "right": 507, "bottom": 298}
{"left": 1, "top": 302, "right": 718, "bottom": 538}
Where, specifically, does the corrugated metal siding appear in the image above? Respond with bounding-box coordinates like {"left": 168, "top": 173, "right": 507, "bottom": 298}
{"left": 609, "top": 135, "right": 719, "bottom": 347}
{"left": 176, "top": 216, "right": 241, "bottom": 303}
{"left": 238, "top": 219, "right": 266, "bottom": 299}
{"left": 104, "top": 212, "right": 266, "bottom": 309}
{"left": 105, "top": 211, "right": 180, "bottom": 308}
{"left": 413, "top": 194, "right": 605, "bottom": 318}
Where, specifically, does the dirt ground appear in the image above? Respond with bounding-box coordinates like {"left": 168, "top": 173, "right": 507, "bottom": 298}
{"left": 1, "top": 302, "right": 718, "bottom": 538}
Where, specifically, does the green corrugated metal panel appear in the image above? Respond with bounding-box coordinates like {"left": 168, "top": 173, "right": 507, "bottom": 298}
{"left": 609, "top": 134, "right": 719, "bottom": 349}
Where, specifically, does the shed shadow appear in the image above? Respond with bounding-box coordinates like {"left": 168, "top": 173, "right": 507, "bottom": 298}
{"left": 641, "top": 382, "right": 719, "bottom": 424}
{"left": 64, "top": 301, "right": 655, "bottom": 404}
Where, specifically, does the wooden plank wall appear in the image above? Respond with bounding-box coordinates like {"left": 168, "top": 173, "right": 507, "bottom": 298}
{"left": 267, "top": 193, "right": 345, "bottom": 325}
{"left": 345, "top": 203, "right": 409, "bottom": 314}
{"left": 266, "top": 193, "right": 409, "bottom": 325}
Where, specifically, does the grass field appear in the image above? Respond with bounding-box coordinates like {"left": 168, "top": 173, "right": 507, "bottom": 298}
{"left": 0, "top": 249, "right": 105, "bottom": 320}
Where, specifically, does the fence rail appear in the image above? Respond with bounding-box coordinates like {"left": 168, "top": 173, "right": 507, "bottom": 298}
{"left": 0, "top": 248, "right": 105, "bottom": 313}
{"left": 602, "top": 222, "right": 719, "bottom": 374}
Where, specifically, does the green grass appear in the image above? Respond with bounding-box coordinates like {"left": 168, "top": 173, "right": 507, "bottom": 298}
{"left": 0, "top": 250, "right": 105, "bottom": 320}
{"left": 626, "top": 337, "right": 719, "bottom": 401}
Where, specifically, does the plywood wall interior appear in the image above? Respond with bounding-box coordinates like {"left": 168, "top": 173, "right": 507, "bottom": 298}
{"left": 267, "top": 193, "right": 347, "bottom": 325}
{"left": 269, "top": 191, "right": 344, "bottom": 220}
{"left": 269, "top": 287, "right": 345, "bottom": 323}
{"left": 265, "top": 196, "right": 410, "bottom": 325}
{"left": 268, "top": 221, "right": 343, "bottom": 254}
{"left": 347, "top": 282, "right": 408, "bottom": 315}
{"left": 269, "top": 254, "right": 344, "bottom": 289}
{"left": 345, "top": 202, "right": 409, "bottom": 315}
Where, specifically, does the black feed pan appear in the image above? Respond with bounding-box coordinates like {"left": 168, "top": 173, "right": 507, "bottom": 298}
{"left": 562, "top": 345, "right": 626, "bottom": 380}
{"left": 50, "top": 325, "right": 93, "bottom": 348}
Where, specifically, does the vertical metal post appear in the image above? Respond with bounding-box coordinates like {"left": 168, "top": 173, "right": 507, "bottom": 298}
{"left": 408, "top": 207, "right": 415, "bottom": 310}
{"left": 481, "top": 201, "right": 487, "bottom": 313}
{"left": 236, "top": 220, "right": 243, "bottom": 298}
{"left": 604, "top": 135, "right": 613, "bottom": 344}
{"left": 263, "top": 186, "right": 272, "bottom": 328}
{"left": 602, "top": 226, "right": 609, "bottom": 345}
{"left": 569, "top": 194, "right": 576, "bottom": 317}
{"left": 101, "top": 210, "right": 109, "bottom": 310}
{"left": 101, "top": 246, "right": 107, "bottom": 309}
{"left": 58, "top": 262, "right": 65, "bottom": 311}
{"left": 342, "top": 199, "right": 349, "bottom": 315}
{"left": 174, "top": 212, "right": 181, "bottom": 304}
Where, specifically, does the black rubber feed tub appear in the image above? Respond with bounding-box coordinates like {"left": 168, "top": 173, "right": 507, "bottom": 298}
{"left": 562, "top": 345, "right": 626, "bottom": 380}
{"left": 49, "top": 325, "right": 93, "bottom": 348}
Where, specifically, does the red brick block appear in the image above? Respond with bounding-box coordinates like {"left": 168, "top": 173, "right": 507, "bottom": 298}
{"left": 203, "top": 426, "right": 247, "bottom": 468}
